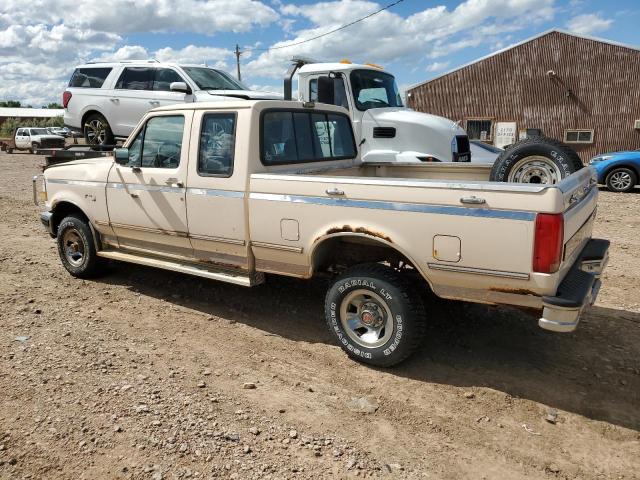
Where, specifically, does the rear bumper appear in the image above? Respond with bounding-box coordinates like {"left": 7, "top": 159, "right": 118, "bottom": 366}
{"left": 538, "top": 238, "right": 609, "bottom": 332}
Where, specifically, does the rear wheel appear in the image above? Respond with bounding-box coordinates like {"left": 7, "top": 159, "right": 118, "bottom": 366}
{"left": 605, "top": 167, "right": 637, "bottom": 193}
{"left": 324, "top": 263, "right": 426, "bottom": 367}
{"left": 83, "top": 113, "right": 114, "bottom": 146}
{"left": 490, "top": 136, "right": 583, "bottom": 184}
{"left": 56, "top": 215, "right": 103, "bottom": 278}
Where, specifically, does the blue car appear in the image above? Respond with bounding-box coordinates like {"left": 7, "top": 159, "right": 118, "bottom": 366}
{"left": 590, "top": 149, "right": 640, "bottom": 193}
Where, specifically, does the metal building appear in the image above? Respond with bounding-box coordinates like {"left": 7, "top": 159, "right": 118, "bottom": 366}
{"left": 406, "top": 30, "right": 640, "bottom": 162}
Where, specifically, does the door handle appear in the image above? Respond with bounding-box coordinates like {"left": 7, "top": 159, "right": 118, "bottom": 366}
{"left": 165, "top": 178, "right": 184, "bottom": 188}
{"left": 109, "top": 98, "right": 119, "bottom": 103}
{"left": 460, "top": 196, "right": 486, "bottom": 205}
{"left": 130, "top": 193, "right": 139, "bottom": 198}
{"left": 149, "top": 100, "right": 160, "bottom": 105}
{"left": 326, "top": 187, "right": 345, "bottom": 196}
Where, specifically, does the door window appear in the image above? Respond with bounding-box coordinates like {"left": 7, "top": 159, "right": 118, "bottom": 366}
{"left": 309, "top": 78, "right": 350, "bottom": 109}
{"left": 125, "top": 115, "right": 184, "bottom": 169}
{"left": 261, "top": 110, "right": 356, "bottom": 165}
{"left": 116, "top": 67, "right": 154, "bottom": 90}
{"left": 198, "top": 113, "right": 236, "bottom": 177}
{"left": 153, "top": 68, "right": 185, "bottom": 91}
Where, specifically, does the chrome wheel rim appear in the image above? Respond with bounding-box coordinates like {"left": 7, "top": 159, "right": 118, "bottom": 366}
{"left": 339, "top": 289, "right": 394, "bottom": 349}
{"left": 507, "top": 156, "right": 562, "bottom": 184}
{"left": 62, "top": 229, "right": 85, "bottom": 267}
{"left": 610, "top": 171, "right": 632, "bottom": 190}
{"left": 85, "top": 119, "right": 106, "bottom": 144}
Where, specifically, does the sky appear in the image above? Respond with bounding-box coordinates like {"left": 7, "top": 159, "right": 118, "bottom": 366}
{"left": 1, "top": 0, "right": 639, "bottom": 106}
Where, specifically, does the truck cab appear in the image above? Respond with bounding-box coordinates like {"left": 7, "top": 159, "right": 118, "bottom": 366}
{"left": 291, "top": 60, "right": 471, "bottom": 164}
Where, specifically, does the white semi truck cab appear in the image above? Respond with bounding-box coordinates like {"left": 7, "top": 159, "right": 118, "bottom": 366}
{"left": 285, "top": 59, "right": 471, "bottom": 164}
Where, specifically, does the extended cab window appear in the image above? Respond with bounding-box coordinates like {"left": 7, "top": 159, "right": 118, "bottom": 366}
{"left": 198, "top": 113, "right": 236, "bottom": 177}
{"left": 261, "top": 110, "right": 356, "bottom": 165}
{"left": 126, "top": 115, "right": 184, "bottom": 169}
{"left": 116, "top": 67, "right": 153, "bottom": 90}
{"left": 68, "top": 68, "right": 112, "bottom": 88}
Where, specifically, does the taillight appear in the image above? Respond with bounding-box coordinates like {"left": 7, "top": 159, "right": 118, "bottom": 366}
{"left": 533, "top": 213, "right": 564, "bottom": 273}
{"left": 62, "top": 91, "right": 72, "bottom": 108}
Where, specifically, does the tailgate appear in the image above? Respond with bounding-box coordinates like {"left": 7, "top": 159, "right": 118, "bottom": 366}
{"left": 559, "top": 167, "right": 599, "bottom": 270}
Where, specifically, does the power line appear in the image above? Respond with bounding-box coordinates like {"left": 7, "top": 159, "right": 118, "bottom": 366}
{"left": 245, "top": 0, "right": 405, "bottom": 53}
{"left": 233, "top": 0, "right": 404, "bottom": 80}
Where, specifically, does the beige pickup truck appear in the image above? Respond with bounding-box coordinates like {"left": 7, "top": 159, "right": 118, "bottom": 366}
{"left": 34, "top": 100, "right": 609, "bottom": 366}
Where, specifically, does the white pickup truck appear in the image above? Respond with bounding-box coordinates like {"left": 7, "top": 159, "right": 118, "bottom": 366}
{"left": 34, "top": 100, "right": 609, "bottom": 366}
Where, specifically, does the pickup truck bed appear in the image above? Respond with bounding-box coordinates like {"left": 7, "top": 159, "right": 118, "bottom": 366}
{"left": 34, "top": 100, "right": 609, "bottom": 366}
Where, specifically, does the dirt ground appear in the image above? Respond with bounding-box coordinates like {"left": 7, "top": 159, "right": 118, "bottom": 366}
{"left": 0, "top": 152, "right": 638, "bottom": 480}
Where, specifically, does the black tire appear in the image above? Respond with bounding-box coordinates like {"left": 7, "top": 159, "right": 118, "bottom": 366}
{"left": 30, "top": 142, "right": 40, "bottom": 154}
{"left": 6, "top": 147, "right": 13, "bottom": 154}
{"left": 83, "top": 113, "right": 114, "bottom": 146}
{"left": 324, "top": 263, "right": 427, "bottom": 367}
{"left": 489, "top": 136, "right": 583, "bottom": 184}
{"left": 605, "top": 167, "right": 637, "bottom": 193}
{"left": 56, "top": 215, "right": 103, "bottom": 278}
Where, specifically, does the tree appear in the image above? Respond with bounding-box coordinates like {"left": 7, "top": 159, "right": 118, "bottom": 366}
{"left": 45, "top": 102, "right": 63, "bottom": 109}
{"left": 0, "top": 100, "right": 22, "bottom": 108}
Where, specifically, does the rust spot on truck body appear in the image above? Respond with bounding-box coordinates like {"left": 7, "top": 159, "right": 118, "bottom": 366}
{"left": 325, "top": 225, "right": 392, "bottom": 243}
{"left": 489, "top": 287, "right": 538, "bottom": 296}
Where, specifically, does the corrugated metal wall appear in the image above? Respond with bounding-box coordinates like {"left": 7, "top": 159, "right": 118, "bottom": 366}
{"left": 407, "top": 31, "right": 640, "bottom": 162}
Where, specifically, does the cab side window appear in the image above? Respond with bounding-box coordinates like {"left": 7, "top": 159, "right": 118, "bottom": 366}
{"left": 125, "top": 116, "right": 184, "bottom": 169}
{"left": 154, "top": 69, "right": 185, "bottom": 91}
{"left": 116, "top": 67, "right": 153, "bottom": 90}
{"left": 198, "top": 113, "right": 236, "bottom": 177}
{"left": 309, "top": 78, "right": 350, "bottom": 110}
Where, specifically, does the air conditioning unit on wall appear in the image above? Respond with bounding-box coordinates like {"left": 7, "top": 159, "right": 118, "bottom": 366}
{"left": 634, "top": 119, "right": 640, "bottom": 130}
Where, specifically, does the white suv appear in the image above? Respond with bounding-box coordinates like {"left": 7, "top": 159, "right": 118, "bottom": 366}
{"left": 63, "top": 60, "right": 281, "bottom": 145}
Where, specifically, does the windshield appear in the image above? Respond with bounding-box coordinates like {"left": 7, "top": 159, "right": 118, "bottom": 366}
{"left": 182, "top": 67, "right": 247, "bottom": 91}
{"left": 350, "top": 69, "right": 403, "bottom": 111}
{"left": 30, "top": 128, "right": 49, "bottom": 135}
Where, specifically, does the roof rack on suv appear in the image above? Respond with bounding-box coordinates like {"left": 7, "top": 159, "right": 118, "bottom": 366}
{"left": 85, "top": 59, "right": 160, "bottom": 64}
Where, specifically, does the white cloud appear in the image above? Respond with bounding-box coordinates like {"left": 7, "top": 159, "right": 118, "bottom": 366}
{"left": 426, "top": 61, "right": 450, "bottom": 72}
{"left": 1, "top": 0, "right": 279, "bottom": 35}
{"left": 566, "top": 13, "right": 613, "bottom": 35}
{"left": 244, "top": 0, "right": 556, "bottom": 79}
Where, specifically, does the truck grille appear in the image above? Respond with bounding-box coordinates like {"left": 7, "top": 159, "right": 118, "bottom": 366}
{"left": 40, "top": 138, "right": 65, "bottom": 149}
{"left": 373, "top": 127, "right": 396, "bottom": 138}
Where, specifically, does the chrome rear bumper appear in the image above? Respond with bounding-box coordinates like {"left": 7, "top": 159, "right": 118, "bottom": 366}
{"left": 538, "top": 238, "right": 609, "bottom": 333}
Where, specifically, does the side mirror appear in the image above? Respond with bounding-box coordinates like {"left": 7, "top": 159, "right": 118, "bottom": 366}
{"left": 114, "top": 147, "right": 129, "bottom": 165}
{"left": 170, "top": 81, "right": 192, "bottom": 94}
{"left": 317, "top": 76, "right": 335, "bottom": 105}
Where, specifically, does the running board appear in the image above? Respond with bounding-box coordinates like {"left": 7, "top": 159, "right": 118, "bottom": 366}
{"left": 97, "top": 249, "right": 263, "bottom": 287}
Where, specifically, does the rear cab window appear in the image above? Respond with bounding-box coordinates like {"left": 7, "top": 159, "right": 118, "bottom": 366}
{"left": 261, "top": 109, "right": 356, "bottom": 165}
{"left": 68, "top": 68, "right": 112, "bottom": 88}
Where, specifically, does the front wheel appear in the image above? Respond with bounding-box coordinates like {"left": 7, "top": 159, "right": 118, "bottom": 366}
{"left": 606, "top": 167, "right": 637, "bottom": 193}
{"left": 30, "top": 142, "right": 40, "bottom": 154}
{"left": 324, "top": 264, "right": 426, "bottom": 367}
{"left": 56, "top": 215, "right": 103, "bottom": 278}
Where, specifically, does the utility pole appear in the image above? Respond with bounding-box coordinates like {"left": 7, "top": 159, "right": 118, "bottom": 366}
{"left": 234, "top": 44, "right": 242, "bottom": 82}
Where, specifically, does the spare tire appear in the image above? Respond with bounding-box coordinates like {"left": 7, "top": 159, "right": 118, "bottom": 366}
{"left": 489, "top": 136, "right": 583, "bottom": 184}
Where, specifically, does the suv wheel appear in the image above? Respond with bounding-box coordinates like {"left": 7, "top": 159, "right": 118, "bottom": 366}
{"left": 83, "top": 113, "right": 114, "bottom": 146}
{"left": 30, "top": 142, "right": 40, "bottom": 154}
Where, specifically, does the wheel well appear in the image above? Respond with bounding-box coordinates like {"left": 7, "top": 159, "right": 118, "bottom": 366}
{"left": 50, "top": 202, "right": 89, "bottom": 236}
{"left": 604, "top": 163, "right": 639, "bottom": 183}
{"left": 311, "top": 234, "right": 432, "bottom": 288}
{"left": 81, "top": 110, "right": 103, "bottom": 131}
